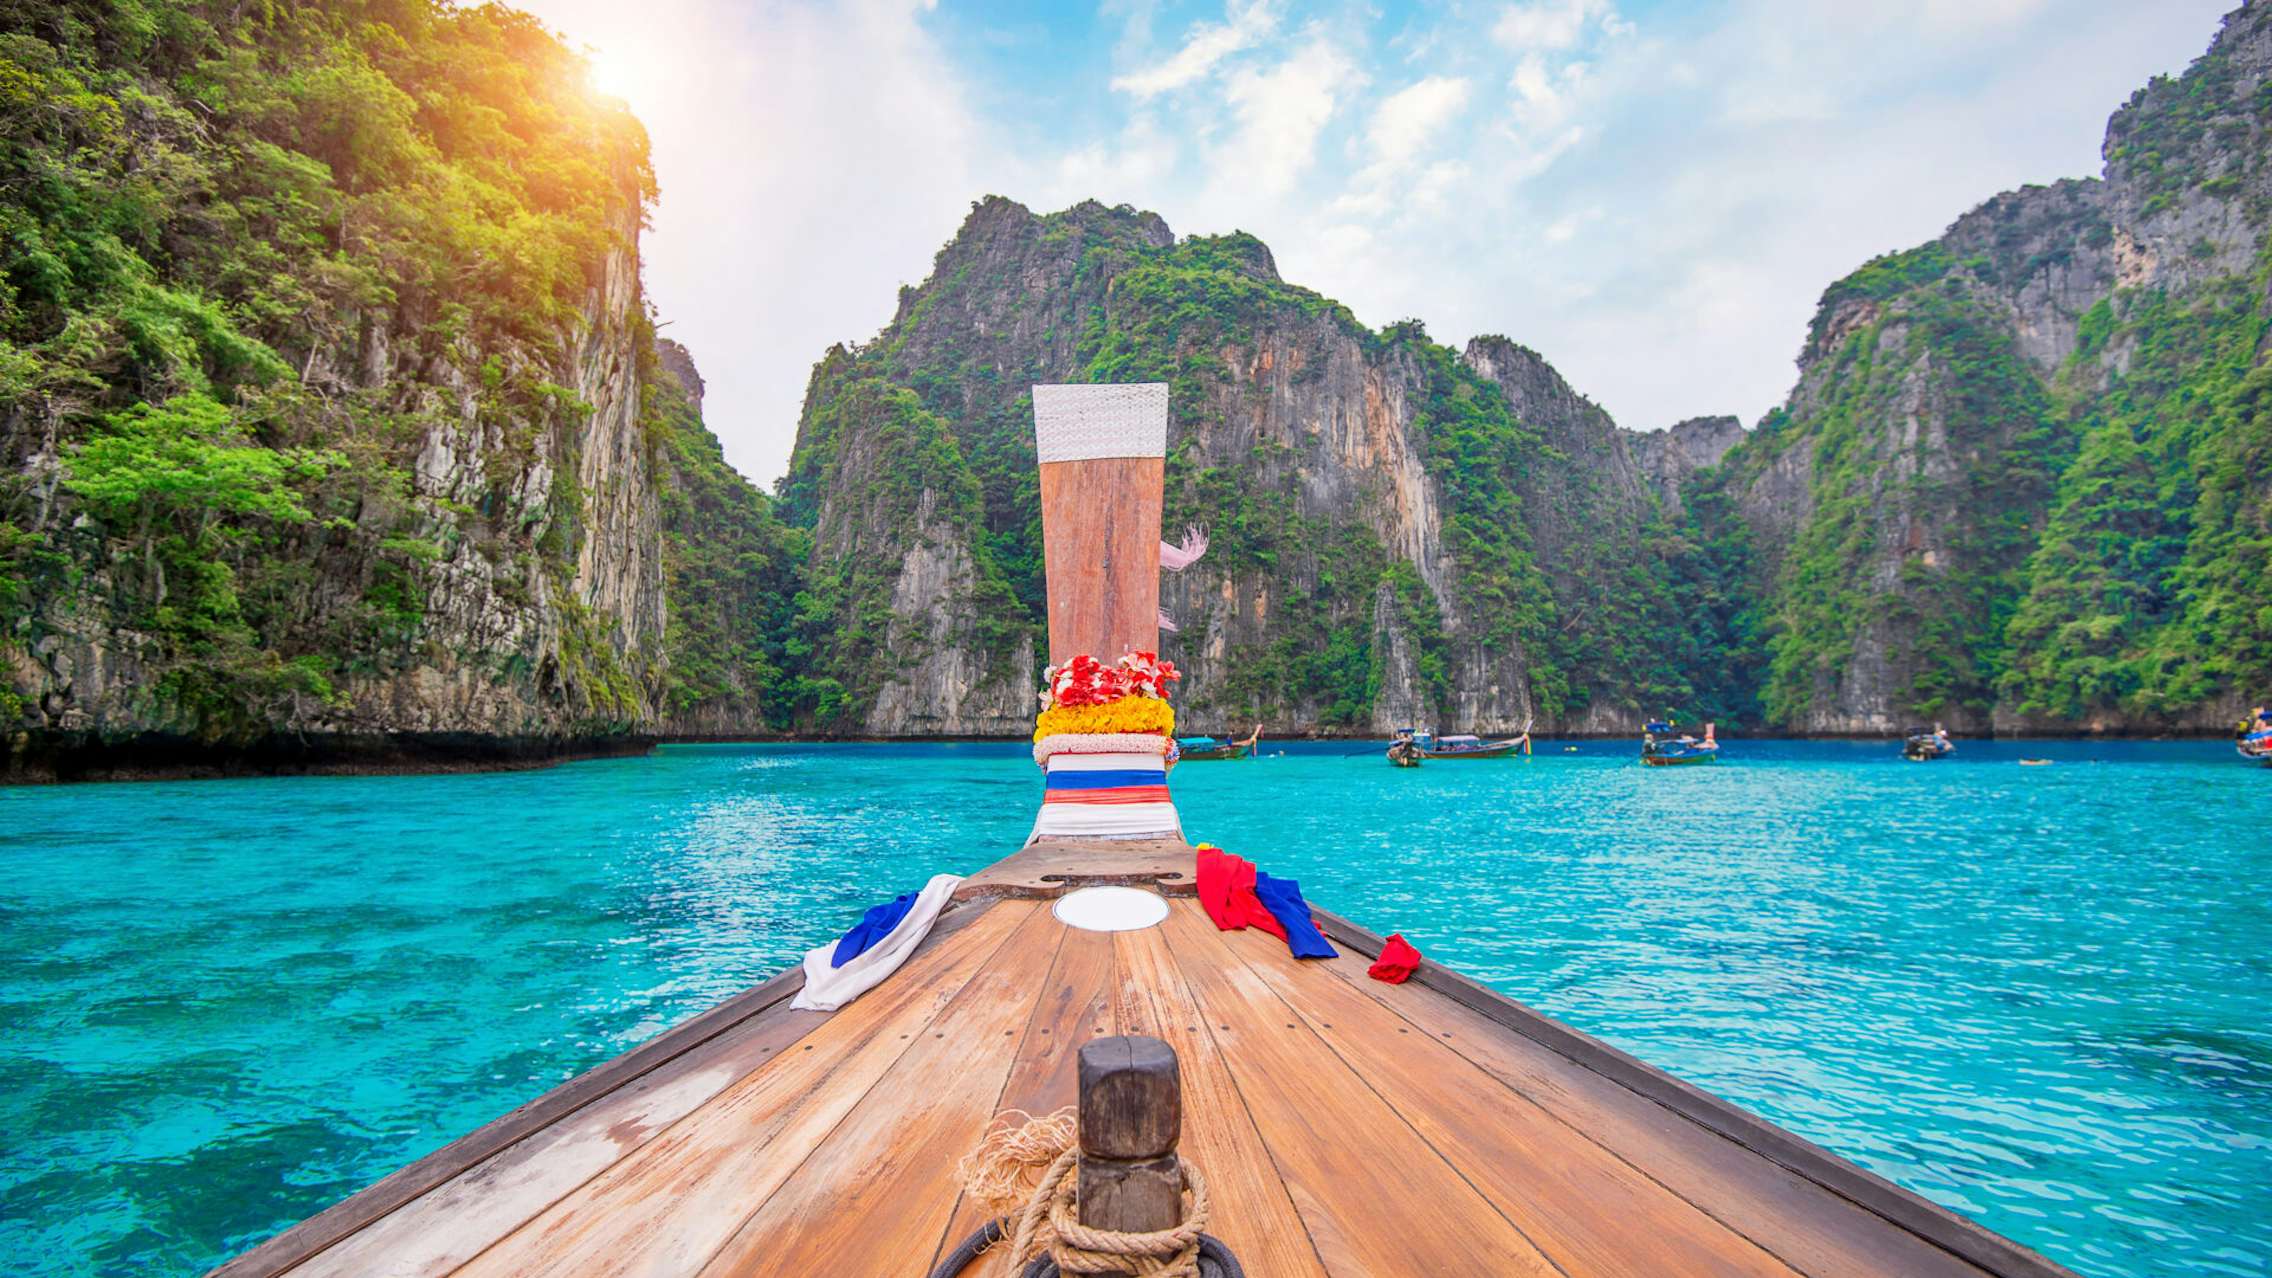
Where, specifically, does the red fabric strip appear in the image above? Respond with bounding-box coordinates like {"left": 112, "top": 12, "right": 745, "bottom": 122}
{"left": 1368, "top": 933, "right": 1423, "bottom": 984}
{"left": 1193, "top": 844, "right": 1287, "bottom": 941}
{"left": 1040, "top": 786, "right": 1173, "bottom": 804}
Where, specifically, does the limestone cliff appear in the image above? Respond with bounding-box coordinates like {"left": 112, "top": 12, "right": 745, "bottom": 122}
{"left": 1705, "top": 0, "right": 2272, "bottom": 734}
{"left": 1632, "top": 416, "right": 1743, "bottom": 517}
{"left": 0, "top": 1, "right": 780, "bottom": 776}
{"left": 16, "top": 0, "right": 2263, "bottom": 764}
{"left": 778, "top": 201, "right": 1747, "bottom": 736}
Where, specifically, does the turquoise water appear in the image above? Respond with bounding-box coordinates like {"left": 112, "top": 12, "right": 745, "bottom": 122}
{"left": 2, "top": 741, "right": 2266, "bottom": 1276}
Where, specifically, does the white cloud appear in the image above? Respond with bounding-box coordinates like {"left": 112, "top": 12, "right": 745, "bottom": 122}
{"left": 1404, "top": 159, "right": 1470, "bottom": 215}
{"left": 513, "top": 0, "right": 1013, "bottom": 482}
{"left": 1494, "top": 2, "right": 1610, "bottom": 183}
{"left": 1317, "top": 223, "right": 1375, "bottom": 258}
{"left": 1491, "top": 0, "right": 1626, "bottom": 53}
{"left": 1045, "top": 115, "right": 1181, "bottom": 208}
{"left": 1542, "top": 206, "right": 1598, "bottom": 243}
{"left": 1366, "top": 75, "right": 1473, "bottom": 157}
{"left": 513, "top": 0, "right": 2245, "bottom": 488}
{"left": 1111, "top": 0, "right": 1278, "bottom": 99}
{"left": 1336, "top": 75, "right": 1472, "bottom": 217}
{"left": 1833, "top": 0, "right": 2053, "bottom": 37}
{"left": 1493, "top": 53, "right": 1594, "bottom": 182}
{"left": 1509, "top": 54, "right": 1577, "bottom": 124}
{"left": 1210, "top": 37, "right": 1361, "bottom": 199}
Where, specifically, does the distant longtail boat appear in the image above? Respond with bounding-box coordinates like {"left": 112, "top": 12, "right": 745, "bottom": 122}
{"left": 1642, "top": 718, "right": 1720, "bottom": 766}
{"left": 2239, "top": 704, "right": 2272, "bottom": 765}
{"left": 1905, "top": 724, "right": 1955, "bottom": 761}
{"left": 1176, "top": 725, "right": 1261, "bottom": 761}
{"left": 1386, "top": 722, "right": 1532, "bottom": 765}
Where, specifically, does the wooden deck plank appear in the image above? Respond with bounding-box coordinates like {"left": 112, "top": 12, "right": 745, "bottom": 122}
{"left": 298, "top": 1003, "right": 827, "bottom": 1278}
{"left": 226, "top": 900, "right": 1000, "bottom": 1278}
{"left": 213, "top": 962, "right": 803, "bottom": 1278}
{"left": 1217, "top": 915, "right": 1802, "bottom": 1277}
{"left": 450, "top": 900, "right": 1037, "bottom": 1278}
{"left": 696, "top": 903, "right": 1067, "bottom": 1274}
{"left": 1312, "top": 949, "right": 1996, "bottom": 1278}
{"left": 1308, "top": 910, "right": 2070, "bottom": 1278}
{"left": 211, "top": 851, "right": 2075, "bottom": 1278}
{"left": 1113, "top": 923, "right": 1333, "bottom": 1278}
{"left": 926, "top": 919, "right": 1122, "bottom": 1269}
{"left": 1154, "top": 904, "right": 1563, "bottom": 1275}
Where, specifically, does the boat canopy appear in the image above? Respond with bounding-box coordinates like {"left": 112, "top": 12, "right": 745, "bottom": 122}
{"left": 1175, "top": 736, "right": 1221, "bottom": 748}
{"left": 1645, "top": 720, "right": 1672, "bottom": 733}
{"left": 1439, "top": 735, "right": 1482, "bottom": 744}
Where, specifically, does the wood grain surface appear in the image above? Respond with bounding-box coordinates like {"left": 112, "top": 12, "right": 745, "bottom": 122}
{"left": 221, "top": 885, "right": 2066, "bottom": 1278}
{"left": 1038, "top": 456, "right": 1163, "bottom": 664}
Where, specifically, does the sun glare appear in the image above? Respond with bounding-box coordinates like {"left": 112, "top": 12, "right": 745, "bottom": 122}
{"left": 582, "top": 46, "right": 649, "bottom": 108}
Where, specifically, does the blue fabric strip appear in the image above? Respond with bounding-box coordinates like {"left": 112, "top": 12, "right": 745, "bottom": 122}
{"left": 1253, "top": 872, "right": 1338, "bottom": 959}
{"left": 1044, "top": 769, "right": 1167, "bottom": 790}
{"left": 832, "top": 890, "right": 919, "bottom": 968}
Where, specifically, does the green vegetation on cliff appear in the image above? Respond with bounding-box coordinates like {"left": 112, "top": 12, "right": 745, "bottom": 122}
{"left": 0, "top": 0, "right": 702, "bottom": 747}
{"left": 1999, "top": 262, "right": 2272, "bottom": 720}
{"left": 778, "top": 201, "right": 1777, "bottom": 733}
{"left": 1697, "top": 1, "right": 2271, "bottom": 733}
{"left": 648, "top": 368, "right": 805, "bottom": 732}
{"left": 1743, "top": 283, "right": 2070, "bottom": 726}
{"left": 786, "top": 371, "right": 1029, "bottom": 726}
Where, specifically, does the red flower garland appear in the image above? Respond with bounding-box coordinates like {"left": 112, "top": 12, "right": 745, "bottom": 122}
{"left": 1044, "top": 650, "right": 1180, "bottom": 708}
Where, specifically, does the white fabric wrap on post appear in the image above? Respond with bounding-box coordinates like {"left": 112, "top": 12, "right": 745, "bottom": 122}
{"left": 789, "top": 872, "right": 964, "bottom": 1012}
{"left": 1028, "top": 752, "right": 1183, "bottom": 843}
{"left": 1031, "top": 383, "right": 1168, "bottom": 461}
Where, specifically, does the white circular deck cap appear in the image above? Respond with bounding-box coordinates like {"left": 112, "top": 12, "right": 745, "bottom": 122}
{"left": 1052, "top": 885, "right": 1170, "bottom": 932}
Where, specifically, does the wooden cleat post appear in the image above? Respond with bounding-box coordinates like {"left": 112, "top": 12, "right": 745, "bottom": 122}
{"left": 1076, "top": 1034, "right": 1183, "bottom": 1240}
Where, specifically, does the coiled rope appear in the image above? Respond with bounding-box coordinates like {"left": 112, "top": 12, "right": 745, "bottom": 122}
{"left": 928, "top": 1110, "right": 1244, "bottom": 1278}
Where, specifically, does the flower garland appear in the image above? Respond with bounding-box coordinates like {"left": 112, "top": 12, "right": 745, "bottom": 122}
{"left": 1040, "top": 651, "right": 1180, "bottom": 708}
{"left": 1034, "top": 699, "right": 1175, "bottom": 743}
{"left": 1032, "top": 650, "right": 1180, "bottom": 744}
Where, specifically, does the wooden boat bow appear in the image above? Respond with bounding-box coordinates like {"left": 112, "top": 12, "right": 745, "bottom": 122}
{"left": 209, "top": 383, "right": 2077, "bottom": 1277}
{"left": 209, "top": 838, "right": 2077, "bottom": 1278}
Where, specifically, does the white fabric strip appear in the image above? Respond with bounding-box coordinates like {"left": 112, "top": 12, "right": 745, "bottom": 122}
{"left": 1031, "top": 801, "right": 1184, "bottom": 841}
{"left": 790, "top": 872, "right": 964, "bottom": 1012}
{"left": 1033, "top": 733, "right": 1172, "bottom": 765}
{"left": 1045, "top": 752, "right": 1168, "bottom": 773}
{"left": 1032, "top": 383, "right": 1168, "bottom": 462}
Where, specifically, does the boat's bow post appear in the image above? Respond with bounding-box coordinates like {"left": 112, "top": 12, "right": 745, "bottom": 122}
{"left": 1034, "top": 383, "right": 1166, "bottom": 664}
{"left": 1076, "top": 1034, "right": 1184, "bottom": 1238}
{"left": 1029, "top": 383, "right": 1185, "bottom": 842}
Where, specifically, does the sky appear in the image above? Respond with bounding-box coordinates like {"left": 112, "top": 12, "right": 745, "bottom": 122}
{"left": 512, "top": 0, "right": 2236, "bottom": 485}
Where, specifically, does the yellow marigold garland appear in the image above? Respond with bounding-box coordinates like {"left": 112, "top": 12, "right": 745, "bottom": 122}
{"left": 1033, "top": 698, "right": 1175, "bottom": 743}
